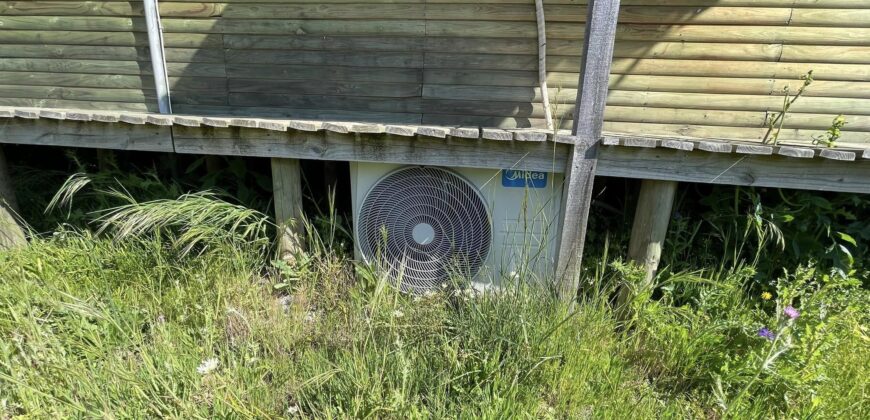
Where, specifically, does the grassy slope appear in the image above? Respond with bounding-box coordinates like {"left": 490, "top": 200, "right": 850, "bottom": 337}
{"left": 0, "top": 232, "right": 672, "bottom": 418}
{"left": 0, "top": 228, "right": 866, "bottom": 419}
{"left": 0, "top": 170, "right": 867, "bottom": 418}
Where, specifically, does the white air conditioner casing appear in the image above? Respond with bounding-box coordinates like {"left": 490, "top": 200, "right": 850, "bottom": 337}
{"left": 351, "top": 162, "right": 564, "bottom": 292}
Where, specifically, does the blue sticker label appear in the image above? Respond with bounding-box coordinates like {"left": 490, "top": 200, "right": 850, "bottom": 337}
{"left": 502, "top": 170, "right": 548, "bottom": 188}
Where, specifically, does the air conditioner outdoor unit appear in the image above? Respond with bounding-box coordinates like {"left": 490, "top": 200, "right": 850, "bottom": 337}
{"left": 350, "top": 162, "right": 564, "bottom": 294}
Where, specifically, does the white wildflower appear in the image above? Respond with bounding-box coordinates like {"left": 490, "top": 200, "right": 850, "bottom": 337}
{"left": 287, "top": 404, "right": 300, "bottom": 415}
{"left": 197, "top": 358, "right": 219, "bottom": 375}
{"left": 392, "top": 310, "right": 404, "bottom": 318}
{"left": 304, "top": 311, "right": 316, "bottom": 323}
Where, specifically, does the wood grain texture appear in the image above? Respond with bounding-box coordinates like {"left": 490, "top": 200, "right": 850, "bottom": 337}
{"left": 556, "top": 0, "right": 621, "bottom": 302}
{"left": 172, "top": 126, "right": 571, "bottom": 173}
{"left": 597, "top": 146, "right": 870, "bottom": 193}
{"left": 3, "top": 0, "right": 870, "bottom": 148}
{"left": 628, "top": 179, "right": 678, "bottom": 285}
{"left": 271, "top": 157, "right": 306, "bottom": 262}
{"left": 0, "top": 118, "right": 172, "bottom": 151}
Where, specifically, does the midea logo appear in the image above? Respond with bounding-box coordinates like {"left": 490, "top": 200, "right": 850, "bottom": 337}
{"left": 504, "top": 170, "right": 545, "bottom": 181}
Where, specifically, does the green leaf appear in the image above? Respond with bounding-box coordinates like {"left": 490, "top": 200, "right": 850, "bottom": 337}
{"left": 836, "top": 232, "right": 857, "bottom": 247}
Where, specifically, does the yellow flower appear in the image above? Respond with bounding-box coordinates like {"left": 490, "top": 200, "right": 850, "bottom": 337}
{"left": 761, "top": 292, "right": 773, "bottom": 301}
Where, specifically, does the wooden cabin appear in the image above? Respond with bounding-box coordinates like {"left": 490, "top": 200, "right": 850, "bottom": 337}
{"left": 0, "top": 0, "right": 868, "bottom": 294}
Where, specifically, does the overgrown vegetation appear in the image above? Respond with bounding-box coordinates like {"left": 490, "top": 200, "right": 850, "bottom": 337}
{"left": 0, "top": 158, "right": 867, "bottom": 418}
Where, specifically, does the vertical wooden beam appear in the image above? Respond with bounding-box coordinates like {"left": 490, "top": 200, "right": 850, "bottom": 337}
{"left": 0, "top": 146, "right": 26, "bottom": 249}
{"left": 628, "top": 180, "right": 678, "bottom": 284}
{"left": 555, "top": 0, "right": 621, "bottom": 301}
{"left": 271, "top": 158, "right": 305, "bottom": 261}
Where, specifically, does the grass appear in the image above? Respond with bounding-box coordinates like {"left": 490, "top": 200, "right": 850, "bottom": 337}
{"left": 0, "top": 174, "right": 868, "bottom": 418}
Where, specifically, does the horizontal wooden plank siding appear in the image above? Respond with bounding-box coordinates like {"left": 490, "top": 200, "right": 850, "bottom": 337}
{"left": 3, "top": 1, "right": 869, "bottom": 147}
{"left": 413, "top": 0, "right": 870, "bottom": 147}
{"left": 0, "top": 1, "right": 154, "bottom": 111}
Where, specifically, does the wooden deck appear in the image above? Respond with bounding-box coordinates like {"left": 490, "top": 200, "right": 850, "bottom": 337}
{"left": 2, "top": 106, "right": 868, "bottom": 193}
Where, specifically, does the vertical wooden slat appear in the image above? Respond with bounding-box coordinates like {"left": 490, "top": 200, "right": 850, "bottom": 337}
{"left": 271, "top": 157, "right": 305, "bottom": 261}
{"left": 555, "top": 0, "right": 621, "bottom": 302}
{"left": 628, "top": 179, "right": 678, "bottom": 284}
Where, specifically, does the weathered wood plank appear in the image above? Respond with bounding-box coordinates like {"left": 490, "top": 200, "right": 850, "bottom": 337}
{"left": 735, "top": 144, "right": 774, "bottom": 155}
{"left": 91, "top": 112, "right": 120, "bottom": 123}
{"left": 556, "top": 0, "right": 622, "bottom": 302}
{"left": 481, "top": 128, "right": 513, "bottom": 141}
{"left": 38, "top": 109, "right": 65, "bottom": 120}
{"left": 13, "top": 109, "right": 39, "bottom": 119}
{"left": 450, "top": 127, "right": 480, "bottom": 139}
{"left": 385, "top": 125, "right": 418, "bottom": 137}
{"left": 513, "top": 130, "right": 549, "bottom": 142}
{"left": 322, "top": 121, "right": 351, "bottom": 134}
{"left": 229, "top": 118, "right": 258, "bottom": 128}
{"left": 819, "top": 149, "right": 857, "bottom": 161}
{"left": 661, "top": 139, "right": 694, "bottom": 151}
{"left": 172, "top": 115, "right": 202, "bottom": 127}
{"left": 287, "top": 120, "right": 321, "bottom": 132}
{"left": 202, "top": 117, "right": 230, "bottom": 128}
{"left": 172, "top": 127, "right": 570, "bottom": 173}
{"left": 417, "top": 126, "right": 449, "bottom": 138}
{"left": 597, "top": 146, "right": 870, "bottom": 194}
{"left": 271, "top": 157, "right": 306, "bottom": 262}
{"left": 628, "top": 179, "right": 678, "bottom": 285}
{"left": 624, "top": 137, "right": 657, "bottom": 148}
{"left": 0, "top": 118, "right": 172, "bottom": 152}
{"left": 257, "top": 120, "right": 289, "bottom": 132}
{"left": 777, "top": 145, "right": 816, "bottom": 158}
{"left": 601, "top": 136, "right": 620, "bottom": 146}
{"left": 698, "top": 141, "right": 734, "bottom": 153}
{"left": 351, "top": 123, "right": 385, "bottom": 134}
{"left": 119, "top": 113, "right": 147, "bottom": 124}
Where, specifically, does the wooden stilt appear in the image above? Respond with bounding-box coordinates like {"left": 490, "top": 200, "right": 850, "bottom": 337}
{"left": 271, "top": 157, "right": 305, "bottom": 261}
{"left": 0, "top": 146, "right": 26, "bottom": 249}
{"left": 555, "top": 139, "right": 599, "bottom": 300}
{"left": 628, "top": 180, "right": 678, "bottom": 284}
{"left": 555, "top": 0, "right": 622, "bottom": 302}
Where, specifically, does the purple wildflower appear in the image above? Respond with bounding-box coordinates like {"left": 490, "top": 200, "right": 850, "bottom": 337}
{"left": 784, "top": 306, "right": 800, "bottom": 320}
{"left": 758, "top": 327, "right": 776, "bottom": 341}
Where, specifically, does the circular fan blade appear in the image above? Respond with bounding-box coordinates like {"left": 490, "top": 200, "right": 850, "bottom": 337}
{"left": 357, "top": 167, "right": 491, "bottom": 294}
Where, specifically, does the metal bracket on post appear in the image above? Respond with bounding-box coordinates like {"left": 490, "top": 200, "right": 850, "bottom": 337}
{"left": 555, "top": 0, "right": 622, "bottom": 302}
{"left": 143, "top": 0, "right": 172, "bottom": 114}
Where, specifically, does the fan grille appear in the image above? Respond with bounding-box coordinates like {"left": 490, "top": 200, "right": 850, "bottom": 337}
{"left": 358, "top": 166, "right": 491, "bottom": 293}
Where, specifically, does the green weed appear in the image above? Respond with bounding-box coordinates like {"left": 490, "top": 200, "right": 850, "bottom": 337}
{"left": 0, "top": 172, "right": 867, "bottom": 418}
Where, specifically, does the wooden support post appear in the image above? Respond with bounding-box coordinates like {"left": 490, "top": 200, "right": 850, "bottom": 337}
{"left": 0, "top": 146, "right": 26, "bottom": 249}
{"left": 628, "top": 180, "right": 678, "bottom": 284}
{"left": 271, "top": 158, "right": 305, "bottom": 262}
{"left": 555, "top": 0, "right": 621, "bottom": 302}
